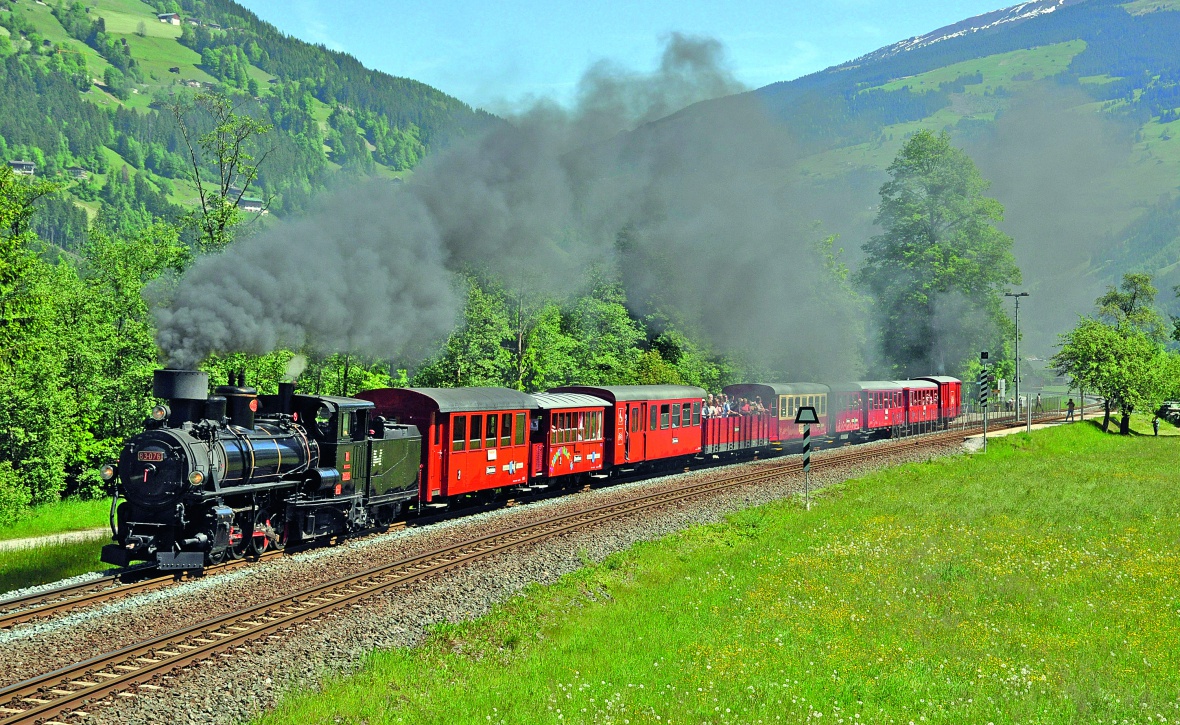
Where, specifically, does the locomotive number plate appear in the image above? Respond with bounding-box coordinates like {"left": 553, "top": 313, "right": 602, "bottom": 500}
{"left": 137, "top": 450, "right": 165, "bottom": 462}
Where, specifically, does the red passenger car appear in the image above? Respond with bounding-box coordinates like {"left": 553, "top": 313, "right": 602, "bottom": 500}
{"left": 723, "top": 383, "right": 828, "bottom": 444}
{"left": 357, "top": 388, "right": 537, "bottom": 503}
{"left": 700, "top": 411, "right": 774, "bottom": 455}
{"left": 829, "top": 382, "right": 905, "bottom": 434}
{"left": 530, "top": 393, "right": 609, "bottom": 480}
{"left": 550, "top": 385, "right": 705, "bottom": 466}
{"left": 898, "top": 379, "right": 940, "bottom": 427}
{"left": 916, "top": 376, "right": 962, "bottom": 422}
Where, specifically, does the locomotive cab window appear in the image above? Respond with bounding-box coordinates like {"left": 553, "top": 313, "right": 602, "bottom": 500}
{"left": 453, "top": 416, "right": 467, "bottom": 452}
{"left": 353, "top": 409, "right": 371, "bottom": 441}
{"left": 338, "top": 411, "right": 352, "bottom": 441}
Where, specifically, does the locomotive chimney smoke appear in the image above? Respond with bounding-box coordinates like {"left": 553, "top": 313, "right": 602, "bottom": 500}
{"left": 283, "top": 354, "right": 308, "bottom": 383}
{"left": 153, "top": 33, "right": 865, "bottom": 379}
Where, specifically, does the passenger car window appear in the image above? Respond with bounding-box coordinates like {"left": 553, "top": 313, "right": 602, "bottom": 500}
{"left": 486, "top": 414, "right": 498, "bottom": 448}
{"left": 660, "top": 404, "right": 670, "bottom": 429}
{"left": 692, "top": 402, "right": 701, "bottom": 426}
{"left": 453, "top": 416, "right": 466, "bottom": 452}
{"left": 515, "top": 413, "right": 526, "bottom": 445}
{"left": 469, "top": 415, "right": 482, "bottom": 450}
{"left": 650, "top": 406, "right": 658, "bottom": 431}
{"left": 501, "top": 414, "right": 512, "bottom": 447}
{"left": 671, "top": 403, "right": 681, "bottom": 429}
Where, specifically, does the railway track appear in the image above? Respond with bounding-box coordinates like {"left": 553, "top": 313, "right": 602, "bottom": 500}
{"left": 0, "top": 414, "right": 1062, "bottom": 725}
{"left": 0, "top": 406, "right": 1076, "bottom": 637}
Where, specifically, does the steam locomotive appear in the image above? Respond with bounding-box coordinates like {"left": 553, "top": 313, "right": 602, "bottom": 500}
{"left": 100, "top": 369, "right": 421, "bottom": 570}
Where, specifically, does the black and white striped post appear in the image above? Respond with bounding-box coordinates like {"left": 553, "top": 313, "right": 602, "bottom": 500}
{"left": 795, "top": 406, "right": 820, "bottom": 511}
{"left": 979, "top": 351, "right": 990, "bottom": 453}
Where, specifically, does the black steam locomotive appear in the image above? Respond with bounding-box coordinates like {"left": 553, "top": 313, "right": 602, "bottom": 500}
{"left": 100, "top": 369, "right": 422, "bottom": 571}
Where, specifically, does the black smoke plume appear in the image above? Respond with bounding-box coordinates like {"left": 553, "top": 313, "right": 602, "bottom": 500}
{"left": 155, "top": 34, "right": 867, "bottom": 380}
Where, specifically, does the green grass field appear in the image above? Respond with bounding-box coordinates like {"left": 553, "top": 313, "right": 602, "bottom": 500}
{"left": 256, "top": 422, "right": 1180, "bottom": 725}
{"left": 0, "top": 539, "right": 108, "bottom": 595}
{"left": 1, "top": 498, "right": 110, "bottom": 542}
{"left": 875, "top": 41, "right": 1087, "bottom": 95}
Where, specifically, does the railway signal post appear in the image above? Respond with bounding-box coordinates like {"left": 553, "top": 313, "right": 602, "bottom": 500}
{"left": 979, "top": 352, "right": 990, "bottom": 452}
{"left": 795, "top": 405, "right": 820, "bottom": 510}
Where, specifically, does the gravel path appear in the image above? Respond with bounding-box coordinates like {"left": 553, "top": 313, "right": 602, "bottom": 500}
{"left": 0, "top": 527, "right": 109, "bottom": 552}
{"left": 5, "top": 438, "right": 963, "bottom": 725}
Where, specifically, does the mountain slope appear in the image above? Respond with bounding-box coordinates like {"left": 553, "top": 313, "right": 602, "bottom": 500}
{"left": 690, "top": 0, "right": 1180, "bottom": 351}
{"left": 0, "top": 0, "right": 498, "bottom": 239}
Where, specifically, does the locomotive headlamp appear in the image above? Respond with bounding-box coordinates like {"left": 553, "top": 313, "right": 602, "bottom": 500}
{"left": 100, "top": 463, "right": 117, "bottom": 481}
{"left": 187, "top": 470, "right": 205, "bottom": 486}
{"left": 150, "top": 404, "right": 170, "bottom": 422}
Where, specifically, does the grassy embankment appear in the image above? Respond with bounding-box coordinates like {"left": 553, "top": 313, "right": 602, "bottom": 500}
{"left": 258, "top": 422, "right": 1180, "bottom": 725}
{"left": 0, "top": 499, "right": 112, "bottom": 595}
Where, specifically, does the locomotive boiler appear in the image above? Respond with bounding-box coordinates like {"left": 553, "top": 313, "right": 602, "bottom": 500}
{"left": 101, "top": 369, "right": 422, "bottom": 571}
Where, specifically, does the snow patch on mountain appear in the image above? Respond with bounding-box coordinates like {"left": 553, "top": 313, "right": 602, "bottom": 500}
{"left": 845, "top": 0, "right": 1084, "bottom": 65}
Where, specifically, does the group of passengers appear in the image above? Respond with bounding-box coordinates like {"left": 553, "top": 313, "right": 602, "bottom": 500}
{"left": 701, "top": 393, "right": 767, "bottom": 418}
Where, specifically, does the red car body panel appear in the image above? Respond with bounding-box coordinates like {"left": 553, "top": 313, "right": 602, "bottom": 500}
{"left": 549, "top": 386, "right": 705, "bottom": 465}
{"left": 531, "top": 393, "right": 609, "bottom": 478}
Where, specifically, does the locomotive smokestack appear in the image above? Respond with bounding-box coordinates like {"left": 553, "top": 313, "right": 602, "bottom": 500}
{"left": 278, "top": 382, "right": 294, "bottom": 415}
{"left": 153, "top": 369, "right": 209, "bottom": 425}
{"left": 215, "top": 375, "right": 259, "bottom": 430}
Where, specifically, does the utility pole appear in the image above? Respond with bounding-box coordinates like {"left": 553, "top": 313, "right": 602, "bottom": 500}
{"left": 1005, "top": 292, "right": 1029, "bottom": 422}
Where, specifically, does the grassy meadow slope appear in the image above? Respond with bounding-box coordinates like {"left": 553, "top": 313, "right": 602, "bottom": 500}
{"left": 256, "top": 423, "right": 1180, "bottom": 725}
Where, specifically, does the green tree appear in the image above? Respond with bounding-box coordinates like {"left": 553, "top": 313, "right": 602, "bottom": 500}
{"left": 0, "top": 166, "right": 71, "bottom": 512}
{"left": 1098, "top": 272, "right": 1167, "bottom": 342}
{"left": 518, "top": 302, "right": 578, "bottom": 391}
{"left": 567, "top": 280, "right": 645, "bottom": 385}
{"left": 413, "top": 278, "right": 513, "bottom": 388}
{"left": 1051, "top": 317, "right": 1170, "bottom": 434}
{"left": 171, "top": 91, "right": 273, "bottom": 252}
{"left": 858, "top": 130, "right": 1021, "bottom": 377}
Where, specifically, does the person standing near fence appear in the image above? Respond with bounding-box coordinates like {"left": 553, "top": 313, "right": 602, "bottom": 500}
{"left": 1153, "top": 415, "right": 1160, "bottom": 436}
{"left": 1066, "top": 399, "right": 1076, "bottom": 421}
{"left": 1035, "top": 393, "right": 1044, "bottom": 413}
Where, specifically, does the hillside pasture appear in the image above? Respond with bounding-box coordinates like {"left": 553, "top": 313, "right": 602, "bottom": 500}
{"left": 874, "top": 41, "right": 1087, "bottom": 95}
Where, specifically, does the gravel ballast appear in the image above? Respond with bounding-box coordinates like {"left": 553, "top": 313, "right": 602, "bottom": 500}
{"left": 4, "top": 438, "right": 963, "bottom": 724}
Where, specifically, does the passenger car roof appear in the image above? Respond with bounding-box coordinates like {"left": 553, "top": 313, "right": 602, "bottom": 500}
{"left": 531, "top": 393, "right": 609, "bottom": 410}
{"left": 550, "top": 385, "right": 707, "bottom": 402}
{"left": 357, "top": 387, "right": 538, "bottom": 414}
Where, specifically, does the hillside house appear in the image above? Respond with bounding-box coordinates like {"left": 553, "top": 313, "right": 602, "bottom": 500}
{"left": 237, "top": 197, "right": 266, "bottom": 214}
{"left": 157, "top": 12, "right": 180, "bottom": 25}
{"left": 9, "top": 160, "right": 35, "bottom": 176}
{"left": 66, "top": 166, "right": 89, "bottom": 179}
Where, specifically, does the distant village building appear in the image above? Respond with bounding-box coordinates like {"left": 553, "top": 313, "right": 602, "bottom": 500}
{"left": 66, "top": 166, "right": 89, "bottom": 179}
{"left": 157, "top": 12, "right": 180, "bottom": 25}
{"left": 9, "top": 160, "right": 35, "bottom": 176}
{"left": 168, "top": 66, "right": 180, "bottom": 73}
{"left": 237, "top": 197, "right": 266, "bottom": 214}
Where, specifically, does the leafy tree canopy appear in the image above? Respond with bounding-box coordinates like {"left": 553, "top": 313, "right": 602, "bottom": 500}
{"left": 859, "top": 130, "right": 1021, "bottom": 378}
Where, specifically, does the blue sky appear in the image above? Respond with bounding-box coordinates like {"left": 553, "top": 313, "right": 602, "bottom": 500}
{"left": 236, "top": 0, "right": 1014, "bottom": 111}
